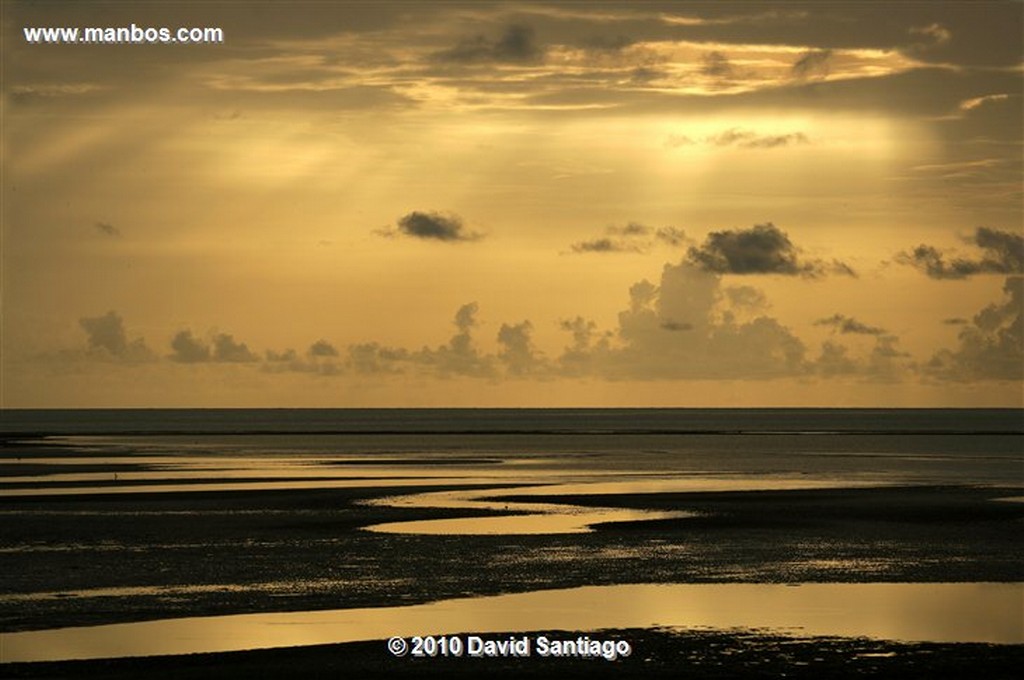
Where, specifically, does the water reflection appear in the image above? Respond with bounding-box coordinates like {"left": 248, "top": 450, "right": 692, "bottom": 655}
{"left": 3, "top": 583, "right": 1020, "bottom": 663}
{"left": 361, "top": 479, "right": 880, "bottom": 535}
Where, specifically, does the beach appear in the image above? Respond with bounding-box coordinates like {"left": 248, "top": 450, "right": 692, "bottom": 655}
{"left": 1, "top": 409, "right": 1022, "bottom": 676}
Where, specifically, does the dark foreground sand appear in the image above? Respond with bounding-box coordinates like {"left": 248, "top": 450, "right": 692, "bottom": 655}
{"left": 2, "top": 438, "right": 1021, "bottom": 677}
{"left": 5, "top": 629, "right": 1023, "bottom": 679}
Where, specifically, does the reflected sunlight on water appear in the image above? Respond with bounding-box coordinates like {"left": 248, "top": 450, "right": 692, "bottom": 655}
{"left": 3, "top": 582, "right": 1021, "bottom": 663}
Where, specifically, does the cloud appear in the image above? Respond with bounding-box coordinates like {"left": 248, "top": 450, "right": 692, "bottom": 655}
{"left": 266, "top": 348, "right": 299, "bottom": 362}
{"left": 908, "top": 23, "right": 953, "bottom": 55}
{"left": 94, "top": 221, "right": 121, "bottom": 237}
{"left": 925, "top": 276, "right": 1022, "bottom": 381}
{"left": 554, "top": 260, "right": 808, "bottom": 380}
{"left": 700, "top": 51, "right": 734, "bottom": 78}
{"left": 264, "top": 341, "right": 342, "bottom": 375}
{"left": 434, "top": 24, "right": 542, "bottom": 64}
{"left": 723, "top": 286, "right": 769, "bottom": 313}
{"left": 78, "top": 311, "right": 152, "bottom": 360}
{"left": 169, "top": 330, "right": 258, "bottom": 363}
{"left": 308, "top": 339, "right": 339, "bottom": 357}
{"left": 497, "top": 321, "right": 546, "bottom": 376}
{"left": 687, "top": 223, "right": 855, "bottom": 278}
{"left": 664, "top": 134, "right": 695, "bottom": 148}
{"left": 169, "top": 330, "right": 211, "bottom": 363}
{"left": 11, "top": 83, "right": 106, "bottom": 98}
{"left": 815, "top": 341, "right": 859, "bottom": 377}
{"left": 897, "top": 227, "right": 1024, "bottom": 279}
{"left": 705, "top": 128, "right": 809, "bottom": 149}
{"left": 213, "top": 334, "right": 258, "bottom": 362}
{"left": 346, "top": 343, "right": 409, "bottom": 375}
{"left": 814, "top": 333, "right": 912, "bottom": 383}
{"left": 412, "top": 303, "right": 496, "bottom": 378}
{"left": 815, "top": 314, "right": 886, "bottom": 336}
{"left": 654, "top": 227, "right": 686, "bottom": 247}
{"left": 791, "top": 49, "right": 832, "bottom": 79}
{"left": 570, "top": 237, "right": 644, "bottom": 254}
{"left": 959, "top": 93, "right": 1011, "bottom": 112}
{"left": 568, "top": 223, "right": 686, "bottom": 254}
{"left": 581, "top": 34, "right": 636, "bottom": 51}
{"left": 384, "top": 211, "right": 482, "bottom": 242}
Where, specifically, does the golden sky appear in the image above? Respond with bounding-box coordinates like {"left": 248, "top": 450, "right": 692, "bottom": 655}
{"left": 2, "top": 1, "right": 1022, "bottom": 407}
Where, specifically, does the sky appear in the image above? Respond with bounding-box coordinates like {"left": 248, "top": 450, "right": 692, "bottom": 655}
{"left": 2, "top": 0, "right": 1022, "bottom": 408}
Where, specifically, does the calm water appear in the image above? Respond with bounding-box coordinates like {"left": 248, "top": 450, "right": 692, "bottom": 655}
{"left": 4, "top": 583, "right": 1022, "bottom": 662}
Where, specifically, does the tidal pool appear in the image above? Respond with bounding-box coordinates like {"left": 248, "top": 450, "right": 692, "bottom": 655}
{"left": 3, "top": 582, "right": 1020, "bottom": 663}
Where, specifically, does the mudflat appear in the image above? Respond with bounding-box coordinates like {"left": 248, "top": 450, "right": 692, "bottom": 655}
{"left": 2, "top": 429, "right": 1021, "bottom": 676}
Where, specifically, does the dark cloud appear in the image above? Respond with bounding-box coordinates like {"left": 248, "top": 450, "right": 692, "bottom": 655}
{"left": 943, "top": 318, "right": 969, "bottom": 326}
{"left": 266, "top": 348, "right": 299, "bottom": 363}
{"left": 609, "top": 222, "right": 650, "bottom": 237}
{"left": 815, "top": 314, "right": 886, "bottom": 336}
{"left": 497, "top": 321, "right": 545, "bottom": 376}
{"left": 814, "top": 333, "right": 912, "bottom": 383}
{"left": 434, "top": 24, "right": 542, "bottom": 64}
{"left": 169, "top": 330, "right": 211, "bottom": 363}
{"left": 79, "top": 311, "right": 128, "bottom": 355}
{"left": 791, "top": 49, "right": 832, "bottom": 79}
{"left": 169, "top": 330, "right": 257, "bottom": 363}
{"left": 569, "top": 223, "right": 685, "bottom": 254}
{"left": 454, "top": 302, "right": 478, "bottom": 332}
{"left": 212, "top": 334, "right": 258, "bottom": 363}
{"left": 700, "top": 51, "right": 734, "bottom": 78}
{"left": 388, "top": 211, "right": 482, "bottom": 242}
{"left": 414, "top": 303, "right": 496, "bottom": 378}
{"left": 560, "top": 316, "right": 598, "bottom": 351}
{"left": 815, "top": 341, "right": 859, "bottom": 377}
{"left": 705, "top": 128, "right": 809, "bottom": 149}
{"left": 340, "top": 304, "right": 493, "bottom": 378}
{"left": 308, "top": 339, "right": 339, "bottom": 357}
{"left": 346, "top": 343, "right": 409, "bottom": 375}
{"left": 926, "top": 277, "right": 1023, "bottom": 381}
{"left": 263, "top": 343, "right": 342, "bottom": 375}
{"left": 897, "top": 227, "right": 1024, "bottom": 279}
{"left": 654, "top": 227, "right": 686, "bottom": 247}
{"left": 94, "top": 221, "right": 121, "bottom": 237}
{"left": 687, "top": 223, "right": 855, "bottom": 278}
{"left": 78, "top": 311, "right": 151, "bottom": 360}
{"left": 570, "top": 237, "right": 644, "bottom": 254}
{"left": 660, "top": 320, "right": 693, "bottom": 332}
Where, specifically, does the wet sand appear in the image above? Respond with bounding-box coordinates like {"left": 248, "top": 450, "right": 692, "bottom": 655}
{"left": 5, "top": 629, "right": 1023, "bottom": 679}
{"left": 2, "top": 435, "right": 1021, "bottom": 676}
{"left": 2, "top": 483, "right": 1022, "bottom": 633}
